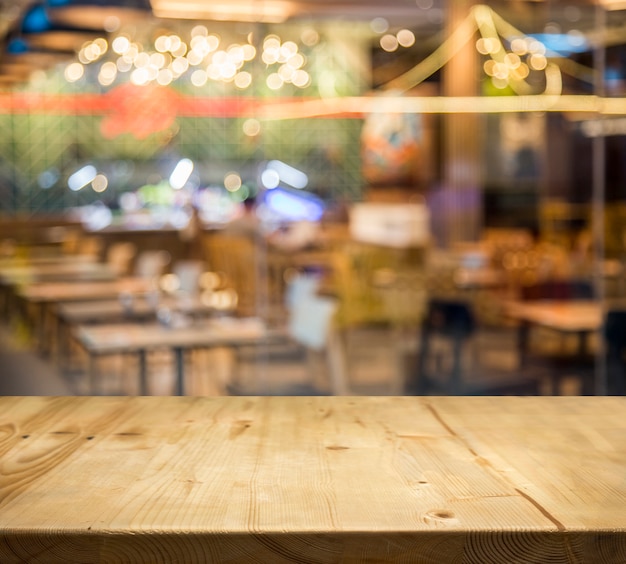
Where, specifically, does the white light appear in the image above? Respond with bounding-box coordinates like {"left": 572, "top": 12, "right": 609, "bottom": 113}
{"left": 104, "top": 16, "right": 120, "bottom": 33}
{"left": 130, "top": 67, "right": 150, "bottom": 85}
{"left": 99, "top": 61, "right": 117, "bottom": 80}
{"left": 397, "top": 29, "right": 416, "bottom": 48}
{"left": 169, "top": 158, "right": 194, "bottom": 190}
{"left": 157, "top": 68, "right": 173, "bottom": 85}
{"left": 261, "top": 169, "right": 280, "bottom": 189}
{"left": 234, "top": 71, "right": 252, "bottom": 89}
{"left": 243, "top": 119, "right": 261, "bottom": 136}
{"left": 380, "top": 34, "right": 399, "bottom": 52}
{"left": 292, "top": 70, "right": 310, "bottom": 88}
{"left": 242, "top": 44, "right": 256, "bottom": 61}
{"left": 287, "top": 53, "right": 305, "bottom": 69}
{"left": 301, "top": 28, "right": 319, "bottom": 46}
{"left": 64, "top": 62, "right": 84, "bottom": 82}
{"left": 112, "top": 36, "right": 130, "bottom": 55}
{"left": 171, "top": 57, "right": 189, "bottom": 75}
{"left": 191, "top": 25, "right": 208, "bottom": 37}
{"left": 370, "top": 17, "right": 389, "bottom": 34}
{"left": 224, "top": 172, "right": 242, "bottom": 192}
{"left": 266, "top": 73, "right": 283, "bottom": 90}
{"left": 92, "top": 174, "right": 108, "bottom": 193}
{"left": 191, "top": 69, "right": 208, "bottom": 86}
{"left": 267, "top": 160, "right": 308, "bottom": 189}
{"left": 68, "top": 165, "right": 97, "bottom": 191}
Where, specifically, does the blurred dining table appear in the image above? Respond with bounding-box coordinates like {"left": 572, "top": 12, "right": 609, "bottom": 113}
{"left": 504, "top": 299, "right": 603, "bottom": 393}
{"left": 505, "top": 299, "right": 603, "bottom": 338}
{"left": 14, "top": 277, "right": 158, "bottom": 354}
{"left": 54, "top": 293, "right": 220, "bottom": 371}
{"left": 0, "top": 256, "right": 114, "bottom": 316}
{"left": 0, "top": 259, "right": 113, "bottom": 284}
{"left": 73, "top": 316, "right": 283, "bottom": 396}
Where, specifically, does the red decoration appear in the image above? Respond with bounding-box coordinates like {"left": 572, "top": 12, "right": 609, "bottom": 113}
{"left": 100, "top": 83, "right": 179, "bottom": 139}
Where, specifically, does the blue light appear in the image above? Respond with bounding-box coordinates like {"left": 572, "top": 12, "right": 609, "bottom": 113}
{"left": 263, "top": 187, "right": 324, "bottom": 222}
{"left": 7, "top": 38, "right": 29, "bottom": 54}
{"left": 22, "top": 4, "right": 52, "bottom": 34}
{"left": 527, "top": 33, "right": 589, "bottom": 56}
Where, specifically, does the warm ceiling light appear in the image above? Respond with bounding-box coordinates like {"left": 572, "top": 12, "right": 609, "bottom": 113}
{"left": 150, "top": 0, "right": 291, "bottom": 23}
{"left": 598, "top": 0, "right": 626, "bottom": 9}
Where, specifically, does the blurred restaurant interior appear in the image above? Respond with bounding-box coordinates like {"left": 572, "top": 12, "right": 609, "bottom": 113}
{"left": 0, "top": 0, "right": 625, "bottom": 398}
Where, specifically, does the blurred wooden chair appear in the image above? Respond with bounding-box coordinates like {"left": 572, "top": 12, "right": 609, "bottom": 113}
{"left": 106, "top": 242, "right": 137, "bottom": 277}
{"left": 285, "top": 274, "right": 346, "bottom": 394}
{"left": 329, "top": 242, "right": 428, "bottom": 394}
{"left": 203, "top": 233, "right": 266, "bottom": 318}
{"left": 409, "top": 298, "right": 540, "bottom": 396}
{"left": 330, "top": 242, "right": 409, "bottom": 329}
{"left": 225, "top": 273, "right": 346, "bottom": 395}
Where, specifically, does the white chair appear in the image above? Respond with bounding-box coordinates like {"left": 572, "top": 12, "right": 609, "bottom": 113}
{"left": 285, "top": 274, "right": 348, "bottom": 395}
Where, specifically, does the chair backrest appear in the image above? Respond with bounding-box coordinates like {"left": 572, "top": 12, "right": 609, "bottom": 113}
{"left": 286, "top": 274, "right": 337, "bottom": 351}
{"left": 106, "top": 242, "right": 137, "bottom": 276}
{"left": 203, "top": 233, "right": 261, "bottom": 316}
{"left": 135, "top": 250, "right": 171, "bottom": 279}
{"left": 173, "top": 260, "right": 204, "bottom": 294}
{"left": 414, "top": 299, "right": 476, "bottom": 395}
{"left": 605, "top": 309, "right": 626, "bottom": 350}
{"left": 604, "top": 309, "right": 626, "bottom": 395}
{"left": 75, "top": 235, "right": 103, "bottom": 259}
{"left": 422, "top": 299, "right": 476, "bottom": 338}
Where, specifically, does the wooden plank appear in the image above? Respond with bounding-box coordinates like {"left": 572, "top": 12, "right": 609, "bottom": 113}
{"left": 0, "top": 396, "right": 625, "bottom": 563}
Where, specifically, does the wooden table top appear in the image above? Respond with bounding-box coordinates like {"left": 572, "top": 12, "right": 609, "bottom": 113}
{"left": 505, "top": 299, "right": 603, "bottom": 333}
{"left": 1, "top": 396, "right": 625, "bottom": 563}
{"left": 17, "top": 277, "right": 157, "bottom": 303}
{"left": 0, "top": 254, "right": 97, "bottom": 268}
{"left": 0, "top": 261, "right": 116, "bottom": 285}
{"left": 56, "top": 294, "right": 215, "bottom": 324}
{"left": 75, "top": 316, "right": 274, "bottom": 354}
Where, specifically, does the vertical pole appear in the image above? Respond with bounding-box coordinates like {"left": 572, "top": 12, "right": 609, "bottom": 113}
{"left": 592, "top": 4, "right": 607, "bottom": 395}
{"left": 441, "top": 0, "right": 483, "bottom": 247}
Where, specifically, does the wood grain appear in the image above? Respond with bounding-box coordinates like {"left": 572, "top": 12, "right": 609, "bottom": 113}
{"left": 0, "top": 396, "right": 625, "bottom": 563}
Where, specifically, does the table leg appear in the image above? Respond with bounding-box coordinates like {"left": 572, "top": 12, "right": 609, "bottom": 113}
{"left": 577, "top": 330, "right": 588, "bottom": 358}
{"left": 517, "top": 321, "right": 530, "bottom": 369}
{"left": 174, "top": 347, "right": 185, "bottom": 396}
{"left": 138, "top": 350, "right": 148, "bottom": 395}
{"left": 88, "top": 354, "right": 98, "bottom": 395}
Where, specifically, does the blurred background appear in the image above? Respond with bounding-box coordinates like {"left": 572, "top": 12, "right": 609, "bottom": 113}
{"left": 0, "top": 0, "right": 625, "bottom": 397}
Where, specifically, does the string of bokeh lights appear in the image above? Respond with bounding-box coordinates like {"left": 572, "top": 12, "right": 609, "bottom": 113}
{"left": 64, "top": 24, "right": 316, "bottom": 91}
